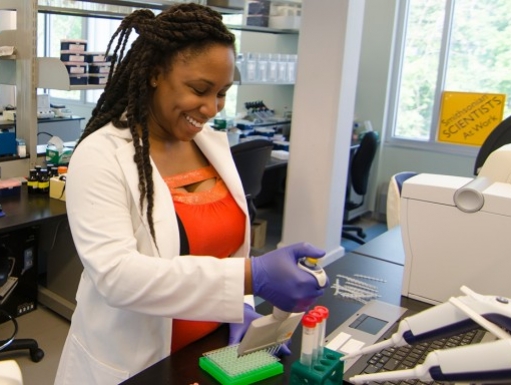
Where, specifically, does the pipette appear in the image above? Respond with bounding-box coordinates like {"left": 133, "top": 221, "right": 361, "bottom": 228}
{"left": 237, "top": 257, "right": 328, "bottom": 356}
{"left": 342, "top": 287, "right": 511, "bottom": 361}
{"left": 350, "top": 338, "right": 511, "bottom": 384}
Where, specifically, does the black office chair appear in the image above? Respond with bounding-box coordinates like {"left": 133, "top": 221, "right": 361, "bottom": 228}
{"left": 474, "top": 114, "right": 511, "bottom": 175}
{"left": 342, "top": 131, "right": 379, "bottom": 245}
{"left": 230, "top": 139, "right": 274, "bottom": 224}
{"left": 0, "top": 245, "right": 44, "bottom": 362}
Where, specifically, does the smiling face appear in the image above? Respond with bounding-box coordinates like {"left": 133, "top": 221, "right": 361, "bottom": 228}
{"left": 148, "top": 43, "right": 235, "bottom": 143}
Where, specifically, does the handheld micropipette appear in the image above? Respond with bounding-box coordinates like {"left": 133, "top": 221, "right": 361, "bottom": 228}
{"left": 342, "top": 286, "right": 511, "bottom": 362}
{"left": 350, "top": 338, "right": 511, "bottom": 384}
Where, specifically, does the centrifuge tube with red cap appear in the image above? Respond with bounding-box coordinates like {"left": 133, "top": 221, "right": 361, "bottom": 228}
{"left": 314, "top": 305, "right": 329, "bottom": 357}
{"left": 300, "top": 314, "right": 318, "bottom": 368}
{"left": 308, "top": 309, "right": 324, "bottom": 363}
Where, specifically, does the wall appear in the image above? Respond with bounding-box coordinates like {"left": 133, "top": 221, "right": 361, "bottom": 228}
{"left": 280, "top": 0, "right": 365, "bottom": 265}
{"left": 356, "top": 0, "right": 477, "bottom": 216}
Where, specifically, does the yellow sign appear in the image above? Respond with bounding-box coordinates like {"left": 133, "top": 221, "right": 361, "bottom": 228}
{"left": 437, "top": 91, "right": 506, "bottom": 146}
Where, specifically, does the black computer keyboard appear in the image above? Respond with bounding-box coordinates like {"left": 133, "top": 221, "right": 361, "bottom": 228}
{"left": 360, "top": 328, "right": 487, "bottom": 385}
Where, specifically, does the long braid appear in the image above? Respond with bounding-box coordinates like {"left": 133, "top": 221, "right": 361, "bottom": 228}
{"left": 77, "top": 3, "right": 235, "bottom": 246}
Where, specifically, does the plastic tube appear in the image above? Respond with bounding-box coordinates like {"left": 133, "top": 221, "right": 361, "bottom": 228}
{"left": 308, "top": 310, "right": 323, "bottom": 363}
{"left": 314, "top": 305, "right": 330, "bottom": 357}
{"left": 300, "top": 314, "right": 318, "bottom": 368}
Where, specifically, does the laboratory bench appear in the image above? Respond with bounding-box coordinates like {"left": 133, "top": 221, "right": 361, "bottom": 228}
{"left": 0, "top": 185, "right": 79, "bottom": 321}
{"left": 36, "top": 115, "right": 84, "bottom": 145}
{"left": 0, "top": 115, "right": 83, "bottom": 145}
{"left": 121, "top": 247, "right": 430, "bottom": 385}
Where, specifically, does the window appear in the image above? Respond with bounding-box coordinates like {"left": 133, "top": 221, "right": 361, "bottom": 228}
{"left": 389, "top": 0, "right": 511, "bottom": 149}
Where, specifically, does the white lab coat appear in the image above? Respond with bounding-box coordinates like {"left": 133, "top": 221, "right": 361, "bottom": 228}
{"left": 54, "top": 123, "right": 252, "bottom": 385}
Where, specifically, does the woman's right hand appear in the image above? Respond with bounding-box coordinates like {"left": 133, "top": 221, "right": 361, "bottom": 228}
{"left": 250, "top": 243, "right": 329, "bottom": 313}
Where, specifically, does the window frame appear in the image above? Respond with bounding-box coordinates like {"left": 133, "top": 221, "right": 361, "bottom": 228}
{"left": 385, "top": 0, "right": 478, "bottom": 158}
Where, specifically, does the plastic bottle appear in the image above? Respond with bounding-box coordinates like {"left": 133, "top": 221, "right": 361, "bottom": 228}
{"left": 257, "top": 53, "right": 269, "bottom": 82}
{"left": 38, "top": 168, "right": 50, "bottom": 194}
{"left": 51, "top": 167, "right": 59, "bottom": 178}
{"left": 235, "top": 53, "right": 245, "bottom": 82}
{"left": 245, "top": 52, "right": 258, "bottom": 82}
{"left": 57, "top": 166, "right": 68, "bottom": 176}
{"left": 286, "top": 53, "right": 297, "bottom": 83}
{"left": 27, "top": 169, "right": 38, "bottom": 195}
{"left": 300, "top": 314, "right": 318, "bottom": 368}
{"left": 267, "top": 53, "right": 279, "bottom": 83}
{"left": 277, "top": 53, "right": 288, "bottom": 83}
{"left": 34, "top": 166, "right": 42, "bottom": 194}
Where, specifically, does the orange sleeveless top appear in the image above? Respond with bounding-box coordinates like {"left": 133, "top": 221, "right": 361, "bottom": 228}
{"left": 164, "top": 165, "right": 245, "bottom": 353}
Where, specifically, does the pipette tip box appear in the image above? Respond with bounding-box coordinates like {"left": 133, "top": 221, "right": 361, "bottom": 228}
{"left": 289, "top": 348, "right": 344, "bottom": 384}
{"left": 199, "top": 344, "right": 283, "bottom": 385}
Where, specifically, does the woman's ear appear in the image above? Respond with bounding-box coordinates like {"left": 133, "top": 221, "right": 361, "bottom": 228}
{"left": 150, "top": 69, "right": 161, "bottom": 88}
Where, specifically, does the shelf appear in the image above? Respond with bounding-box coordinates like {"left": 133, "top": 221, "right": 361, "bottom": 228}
{"left": 38, "top": 5, "right": 130, "bottom": 19}
{"left": 37, "top": 0, "right": 244, "bottom": 19}
{"left": 36, "top": 3, "right": 296, "bottom": 33}
{"left": 0, "top": 0, "right": 22, "bottom": 11}
{"left": 1, "top": 56, "right": 106, "bottom": 90}
{"left": 240, "top": 81, "right": 294, "bottom": 85}
{"left": 38, "top": 0, "right": 175, "bottom": 12}
{"left": 37, "top": 57, "right": 104, "bottom": 90}
{"left": 226, "top": 24, "right": 298, "bottom": 34}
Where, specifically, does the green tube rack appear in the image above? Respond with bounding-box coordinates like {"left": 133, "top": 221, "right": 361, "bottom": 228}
{"left": 289, "top": 348, "right": 344, "bottom": 384}
{"left": 199, "top": 344, "right": 283, "bottom": 385}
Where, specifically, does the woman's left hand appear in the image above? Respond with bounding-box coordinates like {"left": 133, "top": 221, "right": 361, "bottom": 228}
{"left": 228, "top": 304, "right": 291, "bottom": 356}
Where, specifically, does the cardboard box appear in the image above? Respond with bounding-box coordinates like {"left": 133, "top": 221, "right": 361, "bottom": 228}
{"left": 49, "top": 176, "right": 66, "bottom": 201}
{"left": 206, "top": 0, "right": 244, "bottom": 10}
{"left": 250, "top": 219, "right": 267, "bottom": 249}
{"left": 60, "top": 39, "right": 87, "bottom": 52}
{"left": 0, "top": 178, "right": 21, "bottom": 197}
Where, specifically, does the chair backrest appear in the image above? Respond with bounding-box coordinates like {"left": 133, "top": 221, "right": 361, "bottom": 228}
{"left": 474, "top": 114, "right": 511, "bottom": 175}
{"left": 230, "top": 139, "right": 274, "bottom": 198}
{"left": 350, "top": 131, "right": 378, "bottom": 196}
{"left": 386, "top": 171, "right": 418, "bottom": 229}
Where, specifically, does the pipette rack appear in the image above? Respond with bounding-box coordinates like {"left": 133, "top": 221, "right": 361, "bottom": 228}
{"left": 199, "top": 344, "right": 283, "bottom": 385}
{"left": 289, "top": 347, "right": 344, "bottom": 384}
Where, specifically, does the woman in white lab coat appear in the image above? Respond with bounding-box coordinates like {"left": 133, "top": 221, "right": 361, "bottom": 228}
{"left": 54, "top": 4, "right": 327, "bottom": 385}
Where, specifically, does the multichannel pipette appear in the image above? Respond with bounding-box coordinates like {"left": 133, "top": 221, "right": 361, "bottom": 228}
{"left": 237, "top": 257, "right": 328, "bottom": 357}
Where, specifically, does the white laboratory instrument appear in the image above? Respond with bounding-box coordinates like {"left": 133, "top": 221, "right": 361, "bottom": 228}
{"left": 400, "top": 143, "right": 511, "bottom": 305}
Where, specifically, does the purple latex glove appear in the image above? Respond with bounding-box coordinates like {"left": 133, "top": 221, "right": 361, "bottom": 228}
{"left": 228, "top": 303, "right": 291, "bottom": 356}
{"left": 251, "top": 242, "right": 329, "bottom": 313}
{"left": 228, "top": 303, "right": 261, "bottom": 346}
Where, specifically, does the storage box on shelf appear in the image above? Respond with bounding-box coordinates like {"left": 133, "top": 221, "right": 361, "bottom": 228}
{"left": 243, "top": 0, "right": 301, "bottom": 31}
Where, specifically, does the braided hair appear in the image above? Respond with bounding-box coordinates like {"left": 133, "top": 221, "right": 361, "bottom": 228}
{"left": 78, "top": 3, "right": 235, "bottom": 245}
